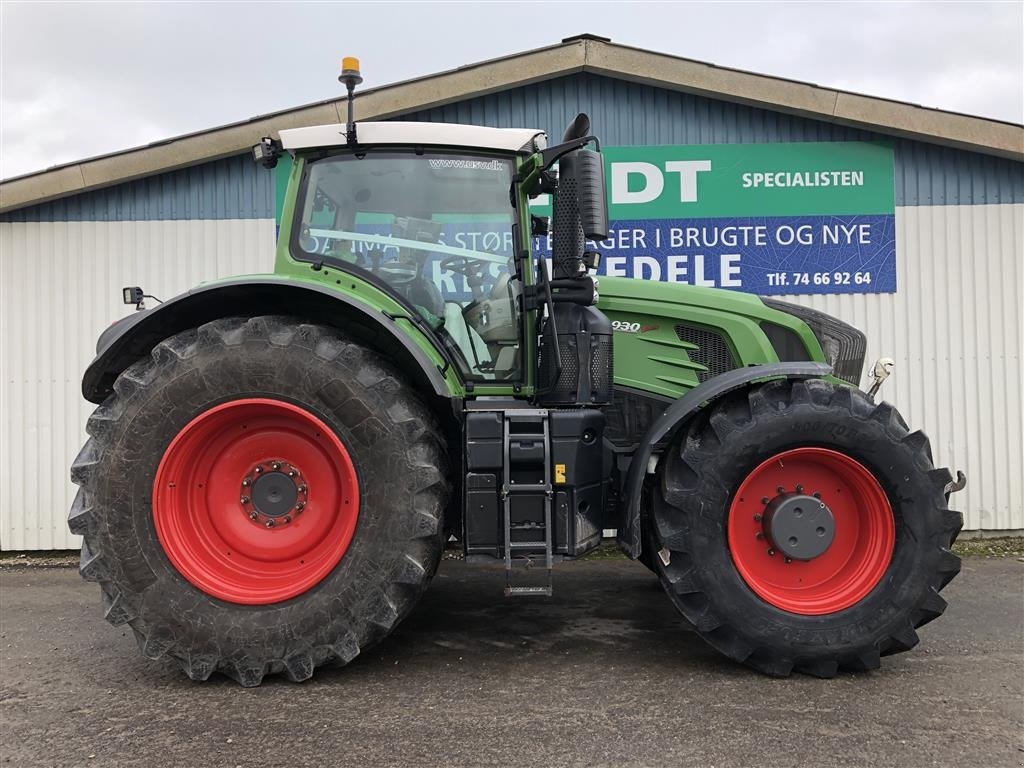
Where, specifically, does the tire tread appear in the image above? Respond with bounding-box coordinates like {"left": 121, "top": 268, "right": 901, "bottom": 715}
{"left": 69, "top": 316, "right": 449, "bottom": 686}
{"left": 652, "top": 379, "right": 962, "bottom": 678}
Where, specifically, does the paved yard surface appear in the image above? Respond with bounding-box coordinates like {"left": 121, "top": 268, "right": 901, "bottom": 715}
{"left": 1, "top": 557, "right": 1021, "bottom": 768}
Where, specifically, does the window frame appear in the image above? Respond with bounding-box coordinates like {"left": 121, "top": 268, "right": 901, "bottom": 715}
{"left": 287, "top": 146, "right": 526, "bottom": 384}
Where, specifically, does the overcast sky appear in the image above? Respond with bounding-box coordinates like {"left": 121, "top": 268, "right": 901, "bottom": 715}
{"left": 1, "top": 1, "right": 1021, "bottom": 180}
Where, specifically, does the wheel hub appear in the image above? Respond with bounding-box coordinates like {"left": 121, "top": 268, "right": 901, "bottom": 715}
{"left": 763, "top": 492, "right": 835, "bottom": 560}
{"left": 727, "top": 447, "right": 896, "bottom": 615}
{"left": 153, "top": 398, "right": 359, "bottom": 605}
{"left": 240, "top": 461, "right": 307, "bottom": 527}
{"left": 252, "top": 471, "right": 298, "bottom": 517}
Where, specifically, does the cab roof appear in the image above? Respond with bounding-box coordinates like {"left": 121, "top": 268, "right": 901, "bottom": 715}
{"left": 279, "top": 121, "right": 546, "bottom": 154}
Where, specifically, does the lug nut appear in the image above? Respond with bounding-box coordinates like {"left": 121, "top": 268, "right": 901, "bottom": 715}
{"left": 767, "top": 548, "right": 776, "bottom": 556}
{"left": 813, "top": 492, "right": 821, "bottom": 499}
{"left": 288, "top": 470, "right": 296, "bottom": 477}
{"left": 776, "top": 486, "right": 785, "bottom": 494}
{"left": 249, "top": 511, "right": 258, "bottom": 521}
{"left": 242, "top": 478, "right": 251, "bottom": 487}
{"left": 755, "top": 532, "right": 765, "bottom": 540}
{"left": 265, "top": 520, "right": 275, "bottom": 528}
{"left": 297, "top": 485, "right": 307, "bottom": 493}
{"left": 254, "top": 466, "right": 263, "bottom": 474}
{"left": 753, "top": 513, "right": 762, "bottom": 522}
{"left": 271, "top": 462, "right": 281, "bottom": 470}
{"left": 761, "top": 497, "right": 770, "bottom": 504}
{"left": 240, "top": 496, "right": 250, "bottom": 504}
{"left": 796, "top": 484, "right": 804, "bottom": 493}
{"left": 282, "top": 516, "right": 291, "bottom": 524}
{"left": 295, "top": 501, "right": 306, "bottom": 511}
{"left": 784, "top": 556, "right": 792, "bottom": 564}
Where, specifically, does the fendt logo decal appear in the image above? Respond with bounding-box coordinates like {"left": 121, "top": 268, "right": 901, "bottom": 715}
{"left": 611, "top": 321, "right": 659, "bottom": 334}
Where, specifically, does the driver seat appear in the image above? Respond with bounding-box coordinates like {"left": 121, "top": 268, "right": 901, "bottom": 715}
{"left": 462, "top": 273, "right": 520, "bottom": 377}
{"left": 462, "top": 273, "right": 519, "bottom": 344}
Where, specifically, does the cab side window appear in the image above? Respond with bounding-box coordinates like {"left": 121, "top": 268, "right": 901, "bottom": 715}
{"left": 295, "top": 153, "right": 522, "bottom": 381}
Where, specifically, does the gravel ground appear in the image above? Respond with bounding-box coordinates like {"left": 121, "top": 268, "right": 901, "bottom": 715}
{"left": 1, "top": 557, "right": 1021, "bottom": 768}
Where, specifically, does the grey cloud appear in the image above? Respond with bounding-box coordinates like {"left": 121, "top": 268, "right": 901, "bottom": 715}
{"left": 2, "top": 1, "right": 1021, "bottom": 180}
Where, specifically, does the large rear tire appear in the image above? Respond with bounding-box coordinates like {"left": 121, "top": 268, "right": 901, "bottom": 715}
{"left": 69, "top": 316, "right": 448, "bottom": 686}
{"left": 651, "top": 378, "right": 962, "bottom": 677}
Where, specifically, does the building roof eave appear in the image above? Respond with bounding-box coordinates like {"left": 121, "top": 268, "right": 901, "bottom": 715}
{"left": 2, "top": 36, "right": 1020, "bottom": 214}
{"left": 581, "top": 40, "right": 1024, "bottom": 160}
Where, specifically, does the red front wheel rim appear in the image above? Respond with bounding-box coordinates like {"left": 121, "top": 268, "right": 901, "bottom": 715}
{"left": 727, "top": 447, "right": 895, "bottom": 615}
{"left": 153, "top": 398, "right": 359, "bottom": 605}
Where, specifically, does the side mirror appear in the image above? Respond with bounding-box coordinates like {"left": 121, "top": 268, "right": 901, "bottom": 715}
{"left": 568, "top": 149, "right": 608, "bottom": 241}
{"left": 551, "top": 148, "right": 609, "bottom": 276}
{"left": 546, "top": 113, "right": 609, "bottom": 277}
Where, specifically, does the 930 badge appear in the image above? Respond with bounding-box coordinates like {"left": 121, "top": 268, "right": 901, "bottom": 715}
{"left": 611, "top": 320, "right": 659, "bottom": 334}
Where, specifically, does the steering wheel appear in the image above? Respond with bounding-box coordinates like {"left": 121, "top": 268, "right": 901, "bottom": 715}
{"left": 440, "top": 254, "right": 492, "bottom": 301}
{"left": 439, "top": 254, "right": 486, "bottom": 277}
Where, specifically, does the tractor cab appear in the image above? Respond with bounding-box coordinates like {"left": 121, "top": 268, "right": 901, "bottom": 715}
{"left": 273, "top": 115, "right": 612, "bottom": 400}
{"left": 281, "top": 123, "right": 538, "bottom": 382}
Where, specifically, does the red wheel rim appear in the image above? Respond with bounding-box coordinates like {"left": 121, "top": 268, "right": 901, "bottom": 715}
{"left": 153, "top": 398, "right": 359, "bottom": 605}
{"left": 727, "top": 447, "right": 894, "bottom": 615}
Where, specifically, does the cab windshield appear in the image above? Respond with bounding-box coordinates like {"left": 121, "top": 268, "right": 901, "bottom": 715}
{"left": 293, "top": 151, "right": 521, "bottom": 381}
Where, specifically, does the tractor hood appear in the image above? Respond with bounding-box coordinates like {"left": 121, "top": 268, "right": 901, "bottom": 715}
{"left": 594, "top": 277, "right": 837, "bottom": 398}
{"left": 598, "top": 276, "right": 782, "bottom": 321}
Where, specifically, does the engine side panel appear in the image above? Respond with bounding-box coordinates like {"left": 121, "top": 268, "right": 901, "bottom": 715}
{"left": 597, "top": 276, "right": 825, "bottom": 404}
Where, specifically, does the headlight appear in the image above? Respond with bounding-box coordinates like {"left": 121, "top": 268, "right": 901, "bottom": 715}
{"left": 761, "top": 298, "right": 867, "bottom": 386}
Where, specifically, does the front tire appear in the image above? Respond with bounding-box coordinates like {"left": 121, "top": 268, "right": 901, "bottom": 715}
{"left": 651, "top": 378, "right": 962, "bottom": 677}
{"left": 69, "top": 316, "right": 449, "bottom": 686}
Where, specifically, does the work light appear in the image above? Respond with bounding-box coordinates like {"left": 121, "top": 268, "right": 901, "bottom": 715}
{"left": 122, "top": 286, "right": 144, "bottom": 305}
{"left": 252, "top": 137, "right": 281, "bottom": 169}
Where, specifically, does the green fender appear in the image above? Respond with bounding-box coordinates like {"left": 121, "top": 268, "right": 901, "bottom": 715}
{"left": 82, "top": 277, "right": 455, "bottom": 405}
{"left": 618, "top": 361, "right": 833, "bottom": 558}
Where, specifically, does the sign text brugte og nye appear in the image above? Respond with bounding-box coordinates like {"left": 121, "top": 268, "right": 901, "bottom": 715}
{"left": 532, "top": 141, "right": 896, "bottom": 295}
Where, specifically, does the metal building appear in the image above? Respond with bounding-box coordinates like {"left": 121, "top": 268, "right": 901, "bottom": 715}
{"left": 1, "top": 35, "right": 1022, "bottom": 550}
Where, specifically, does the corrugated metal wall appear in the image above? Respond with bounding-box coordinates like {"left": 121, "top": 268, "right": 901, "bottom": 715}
{"left": 403, "top": 73, "right": 1024, "bottom": 207}
{"left": 0, "top": 220, "right": 275, "bottom": 549}
{"left": 0, "top": 71, "right": 1021, "bottom": 548}
{"left": 1, "top": 155, "right": 275, "bottom": 222}
{"left": 1, "top": 74, "right": 1020, "bottom": 223}
{"left": 793, "top": 203, "right": 1023, "bottom": 532}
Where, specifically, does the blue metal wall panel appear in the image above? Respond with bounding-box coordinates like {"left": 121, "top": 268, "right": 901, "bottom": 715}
{"left": 403, "top": 73, "right": 1024, "bottom": 208}
{"left": 3, "top": 72, "right": 1021, "bottom": 223}
{"left": 0, "top": 153, "right": 276, "bottom": 223}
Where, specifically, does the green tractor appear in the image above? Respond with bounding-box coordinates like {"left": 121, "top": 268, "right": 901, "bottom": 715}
{"left": 70, "top": 60, "right": 963, "bottom": 686}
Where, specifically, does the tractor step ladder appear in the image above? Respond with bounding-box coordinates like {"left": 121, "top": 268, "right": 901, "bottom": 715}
{"left": 502, "top": 410, "right": 553, "bottom": 597}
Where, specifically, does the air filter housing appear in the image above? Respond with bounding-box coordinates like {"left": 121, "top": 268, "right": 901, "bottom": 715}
{"left": 537, "top": 304, "right": 613, "bottom": 406}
